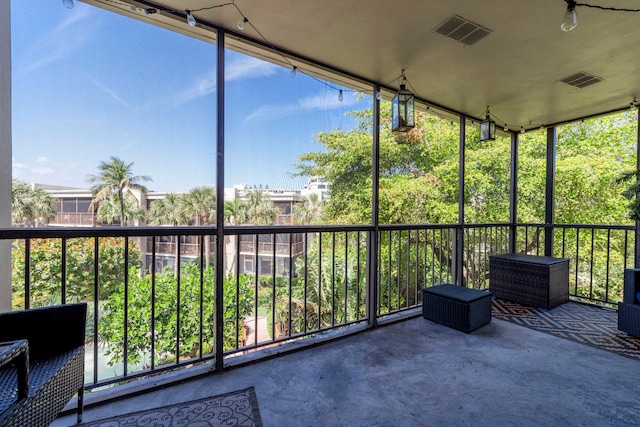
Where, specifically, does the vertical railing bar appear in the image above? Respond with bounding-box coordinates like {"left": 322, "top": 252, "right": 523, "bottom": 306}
{"left": 331, "top": 232, "right": 336, "bottom": 326}
{"left": 624, "top": 229, "right": 629, "bottom": 271}
{"left": 575, "top": 228, "right": 580, "bottom": 296}
{"left": 288, "top": 233, "right": 293, "bottom": 337}
{"left": 318, "top": 232, "right": 323, "bottom": 330}
{"left": 198, "top": 235, "right": 204, "bottom": 358}
{"left": 484, "top": 227, "right": 488, "bottom": 288}
{"left": 422, "top": 228, "right": 427, "bottom": 290}
{"left": 525, "top": 226, "right": 529, "bottom": 254}
{"left": 439, "top": 228, "right": 444, "bottom": 284}
{"left": 344, "top": 232, "right": 349, "bottom": 322}
{"left": 387, "top": 230, "right": 392, "bottom": 313}
{"left": 562, "top": 228, "right": 566, "bottom": 258}
{"left": 396, "top": 230, "right": 401, "bottom": 310}
{"left": 175, "top": 237, "right": 181, "bottom": 364}
{"left": 605, "top": 228, "right": 611, "bottom": 303}
{"left": 254, "top": 234, "right": 259, "bottom": 346}
{"left": 123, "top": 237, "right": 129, "bottom": 376}
{"left": 61, "top": 237, "right": 67, "bottom": 304}
{"left": 356, "top": 231, "right": 361, "bottom": 320}
{"left": 235, "top": 235, "right": 241, "bottom": 349}
{"left": 272, "top": 233, "right": 277, "bottom": 340}
{"left": 431, "top": 228, "right": 436, "bottom": 286}
{"left": 92, "top": 237, "right": 99, "bottom": 385}
{"left": 303, "top": 232, "right": 308, "bottom": 334}
{"left": 415, "top": 229, "right": 419, "bottom": 306}
{"left": 24, "top": 238, "right": 31, "bottom": 309}
{"left": 471, "top": 228, "right": 476, "bottom": 289}
{"left": 405, "top": 229, "right": 410, "bottom": 308}
{"left": 151, "top": 236, "right": 157, "bottom": 370}
{"left": 590, "top": 228, "right": 595, "bottom": 299}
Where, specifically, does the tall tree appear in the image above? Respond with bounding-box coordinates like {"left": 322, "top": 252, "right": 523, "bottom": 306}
{"left": 293, "top": 193, "right": 323, "bottom": 225}
{"left": 11, "top": 180, "right": 56, "bottom": 227}
{"left": 147, "top": 193, "right": 189, "bottom": 274}
{"left": 224, "top": 199, "right": 248, "bottom": 225}
{"left": 245, "top": 190, "right": 278, "bottom": 225}
{"left": 180, "top": 186, "right": 216, "bottom": 266}
{"left": 96, "top": 195, "right": 146, "bottom": 226}
{"left": 86, "top": 156, "right": 152, "bottom": 227}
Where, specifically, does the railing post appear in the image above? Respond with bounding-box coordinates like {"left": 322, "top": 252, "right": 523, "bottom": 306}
{"left": 545, "top": 126, "right": 557, "bottom": 257}
{"left": 456, "top": 115, "right": 466, "bottom": 285}
{"left": 636, "top": 109, "right": 640, "bottom": 268}
{"left": 214, "top": 31, "right": 225, "bottom": 371}
{"left": 0, "top": 0, "right": 11, "bottom": 313}
{"left": 367, "top": 84, "right": 380, "bottom": 327}
{"left": 509, "top": 131, "right": 518, "bottom": 253}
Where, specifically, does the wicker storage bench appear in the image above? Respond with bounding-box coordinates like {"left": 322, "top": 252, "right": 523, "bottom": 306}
{"left": 422, "top": 284, "right": 492, "bottom": 333}
{"left": 0, "top": 303, "right": 87, "bottom": 427}
{"left": 489, "top": 254, "right": 569, "bottom": 310}
{"left": 619, "top": 268, "right": 640, "bottom": 337}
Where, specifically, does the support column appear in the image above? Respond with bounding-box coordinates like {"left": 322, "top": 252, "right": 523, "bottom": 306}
{"left": 509, "top": 132, "right": 518, "bottom": 253}
{"left": 0, "top": 0, "right": 12, "bottom": 313}
{"left": 214, "top": 32, "right": 225, "bottom": 370}
{"left": 366, "top": 85, "right": 380, "bottom": 327}
{"left": 453, "top": 115, "right": 465, "bottom": 286}
{"left": 635, "top": 110, "right": 640, "bottom": 268}
{"left": 545, "top": 126, "right": 557, "bottom": 257}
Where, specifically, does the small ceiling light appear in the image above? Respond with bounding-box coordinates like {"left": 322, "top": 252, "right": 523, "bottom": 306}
{"left": 540, "top": 124, "right": 546, "bottom": 131}
{"left": 144, "top": 8, "right": 157, "bottom": 15}
{"left": 561, "top": 0, "right": 578, "bottom": 32}
{"left": 338, "top": 90, "right": 344, "bottom": 102}
{"left": 480, "top": 108, "right": 496, "bottom": 141}
{"left": 237, "top": 17, "right": 248, "bottom": 30}
{"left": 521, "top": 126, "right": 526, "bottom": 134}
{"left": 631, "top": 97, "right": 638, "bottom": 111}
{"left": 376, "top": 89, "right": 381, "bottom": 101}
{"left": 392, "top": 75, "right": 415, "bottom": 132}
{"left": 63, "top": 0, "right": 74, "bottom": 9}
{"left": 290, "top": 66, "right": 297, "bottom": 78}
{"left": 186, "top": 10, "right": 197, "bottom": 26}
{"left": 504, "top": 124, "right": 509, "bottom": 132}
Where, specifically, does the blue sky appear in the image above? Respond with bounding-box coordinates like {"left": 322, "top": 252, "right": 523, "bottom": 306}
{"left": 11, "top": 0, "right": 372, "bottom": 193}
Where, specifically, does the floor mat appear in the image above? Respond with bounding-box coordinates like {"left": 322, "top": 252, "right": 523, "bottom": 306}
{"left": 78, "top": 387, "right": 262, "bottom": 427}
{"left": 492, "top": 299, "right": 640, "bottom": 361}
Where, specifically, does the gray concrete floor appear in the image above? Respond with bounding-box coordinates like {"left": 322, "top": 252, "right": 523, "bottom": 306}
{"left": 53, "top": 315, "right": 640, "bottom": 427}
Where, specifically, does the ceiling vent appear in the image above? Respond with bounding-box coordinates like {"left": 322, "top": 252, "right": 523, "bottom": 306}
{"left": 433, "top": 15, "right": 492, "bottom": 46}
{"left": 560, "top": 72, "right": 603, "bottom": 88}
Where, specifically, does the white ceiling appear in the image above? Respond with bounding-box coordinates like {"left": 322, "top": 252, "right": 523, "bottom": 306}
{"left": 89, "top": 0, "right": 640, "bottom": 130}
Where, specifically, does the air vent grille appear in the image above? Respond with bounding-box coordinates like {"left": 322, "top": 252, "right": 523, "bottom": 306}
{"left": 434, "top": 15, "right": 492, "bottom": 46}
{"left": 560, "top": 72, "right": 603, "bottom": 88}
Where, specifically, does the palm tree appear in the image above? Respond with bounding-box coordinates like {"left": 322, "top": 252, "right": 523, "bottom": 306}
{"left": 86, "top": 156, "right": 152, "bottom": 227}
{"left": 180, "top": 186, "right": 216, "bottom": 266}
{"left": 245, "top": 190, "right": 278, "bottom": 225}
{"left": 96, "top": 195, "right": 146, "bottom": 226}
{"left": 293, "top": 193, "right": 323, "bottom": 225}
{"left": 224, "top": 199, "right": 248, "bottom": 225}
{"left": 11, "top": 180, "right": 56, "bottom": 227}
{"left": 147, "top": 193, "right": 189, "bottom": 274}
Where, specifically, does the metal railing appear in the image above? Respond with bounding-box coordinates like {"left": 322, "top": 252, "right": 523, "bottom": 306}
{"left": 1, "top": 221, "right": 634, "bottom": 391}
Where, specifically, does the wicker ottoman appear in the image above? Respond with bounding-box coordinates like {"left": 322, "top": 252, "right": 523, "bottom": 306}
{"left": 422, "top": 284, "right": 492, "bottom": 333}
{"left": 489, "top": 253, "right": 569, "bottom": 310}
{"left": 618, "top": 303, "right": 640, "bottom": 337}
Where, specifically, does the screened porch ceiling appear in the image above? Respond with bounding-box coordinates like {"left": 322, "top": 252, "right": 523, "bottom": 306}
{"left": 86, "top": 0, "right": 640, "bottom": 132}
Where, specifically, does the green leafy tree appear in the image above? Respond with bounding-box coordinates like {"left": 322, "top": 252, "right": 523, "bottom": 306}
{"left": 224, "top": 198, "right": 248, "bottom": 225}
{"left": 96, "top": 195, "right": 146, "bottom": 226}
{"left": 293, "top": 193, "right": 324, "bottom": 225}
{"left": 11, "top": 236, "right": 141, "bottom": 308}
{"left": 180, "top": 186, "right": 216, "bottom": 266}
{"left": 86, "top": 156, "right": 152, "bottom": 227}
{"left": 147, "top": 193, "right": 190, "bottom": 275}
{"left": 99, "top": 264, "right": 254, "bottom": 367}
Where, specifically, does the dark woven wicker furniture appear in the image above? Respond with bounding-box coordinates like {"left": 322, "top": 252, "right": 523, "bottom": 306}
{"left": 422, "top": 284, "right": 492, "bottom": 333}
{"left": 618, "top": 268, "right": 640, "bottom": 337}
{"left": 0, "top": 303, "right": 87, "bottom": 427}
{"left": 489, "top": 253, "right": 569, "bottom": 310}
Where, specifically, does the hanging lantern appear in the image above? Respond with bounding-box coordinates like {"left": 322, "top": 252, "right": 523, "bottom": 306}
{"left": 480, "top": 113, "right": 496, "bottom": 141}
{"left": 392, "top": 84, "right": 415, "bottom": 132}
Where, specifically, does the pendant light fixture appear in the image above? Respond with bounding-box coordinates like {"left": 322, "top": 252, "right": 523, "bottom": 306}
{"left": 480, "top": 108, "right": 496, "bottom": 141}
{"left": 561, "top": 0, "right": 578, "bottom": 31}
{"left": 392, "top": 74, "right": 415, "bottom": 132}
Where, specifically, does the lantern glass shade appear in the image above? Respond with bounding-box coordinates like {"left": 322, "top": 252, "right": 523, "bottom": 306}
{"left": 392, "top": 84, "right": 415, "bottom": 132}
{"left": 480, "top": 118, "right": 496, "bottom": 141}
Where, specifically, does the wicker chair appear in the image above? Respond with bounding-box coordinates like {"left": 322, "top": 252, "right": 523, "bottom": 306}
{"left": 0, "top": 303, "right": 87, "bottom": 426}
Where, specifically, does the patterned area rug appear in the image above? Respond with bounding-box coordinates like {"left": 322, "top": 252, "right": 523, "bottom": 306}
{"left": 492, "top": 299, "right": 640, "bottom": 361}
{"left": 80, "top": 387, "right": 262, "bottom": 427}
